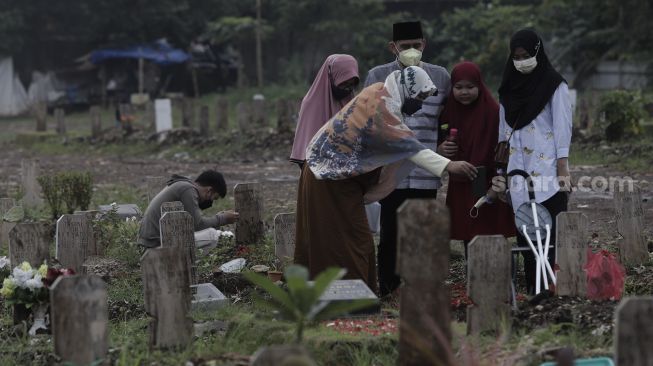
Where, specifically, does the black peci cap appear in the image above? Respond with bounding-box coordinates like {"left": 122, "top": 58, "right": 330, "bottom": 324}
{"left": 393, "top": 21, "right": 423, "bottom": 41}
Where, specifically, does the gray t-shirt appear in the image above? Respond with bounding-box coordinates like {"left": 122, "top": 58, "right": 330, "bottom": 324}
{"left": 138, "top": 176, "right": 226, "bottom": 248}
{"left": 365, "top": 61, "right": 451, "bottom": 189}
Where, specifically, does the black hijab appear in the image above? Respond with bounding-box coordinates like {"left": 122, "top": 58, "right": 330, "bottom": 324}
{"left": 498, "top": 29, "right": 565, "bottom": 130}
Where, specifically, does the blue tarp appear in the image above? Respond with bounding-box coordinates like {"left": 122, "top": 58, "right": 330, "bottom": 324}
{"left": 89, "top": 40, "right": 190, "bottom": 66}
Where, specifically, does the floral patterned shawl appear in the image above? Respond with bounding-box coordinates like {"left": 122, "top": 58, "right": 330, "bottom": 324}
{"left": 306, "top": 66, "right": 437, "bottom": 202}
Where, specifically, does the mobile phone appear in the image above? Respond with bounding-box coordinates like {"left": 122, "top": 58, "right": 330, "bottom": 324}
{"left": 471, "top": 166, "right": 487, "bottom": 199}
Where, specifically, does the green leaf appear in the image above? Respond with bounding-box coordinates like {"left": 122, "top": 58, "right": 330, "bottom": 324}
{"left": 312, "top": 267, "right": 345, "bottom": 300}
{"left": 3, "top": 206, "right": 24, "bottom": 222}
{"left": 243, "top": 271, "right": 295, "bottom": 315}
{"left": 313, "top": 299, "right": 379, "bottom": 322}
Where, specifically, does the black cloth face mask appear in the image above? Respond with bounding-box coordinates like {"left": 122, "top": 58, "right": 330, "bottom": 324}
{"left": 401, "top": 98, "right": 423, "bottom": 116}
{"left": 331, "top": 85, "right": 352, "bottom": 100}
{"left": 198, "top": 199, "right": 213, "bottom": 210}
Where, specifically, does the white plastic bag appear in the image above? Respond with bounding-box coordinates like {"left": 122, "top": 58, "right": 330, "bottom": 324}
{"left": 365, "top": 202, "right": 381, "bottom": 234}
{"left": 219, "top": 258, "right": 247, "bottom": 273}
{"left": 194, "top": 228, "right": 234, "bottom": 249}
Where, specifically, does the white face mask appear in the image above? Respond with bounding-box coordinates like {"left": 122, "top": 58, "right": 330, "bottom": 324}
{"left": 396, "top": 47, "right": 422, "bottom": 67}
{"left": 513, "top": 56, "right": 537, "bottom": 74}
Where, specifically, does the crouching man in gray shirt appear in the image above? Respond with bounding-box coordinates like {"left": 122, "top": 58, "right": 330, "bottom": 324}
{"left": 138, "top": 170, "right": 239, "bottom": 248}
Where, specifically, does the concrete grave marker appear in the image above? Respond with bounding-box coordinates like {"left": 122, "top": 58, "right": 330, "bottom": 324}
{"left": 160, "top": 211, "right": 197, "bottom": 284}
{"left": 50, "top": 275, "right": 108, "bottom": 366}
{"left": 199, "top": 105, "right": 209, "bottom": 135}
{"left": 252, "top": 98, "right": 267, "bottom": 127}
{"left": 191, "top": 283, "right": 228, "bottom": 312}
{"left": 615, "top": 296, "right": 653, "bottom": 366}
{"left": 161, "top": 201, "right": 184, "bottom": 214}
{"left": 467, "top": 235, "right": 511, "bottom": 335}
{"left": 216, "top": 97, "right": 229, "bottom": 130}
{"left": 55, "top": 108, "right": 66, "bottom": 135}
{"left": 274, "top": 213, "right": 295, "bottom": 263}
{"left": 318, "top": 279, "right": 379, "bottom": 315}
{"left": 9, "top": 223, "right": 49, "bottom": 267}
{"left": 56, "top": 214, "right": 95, "bottom": 272}
{"left": 21, "top": 159, "right": 42, "bottom": 208}
{"left": 98, "top": 203, "right": 141, "bottom": 219}
{"left": 234, "top": 183, "right": 264, "bottom": 245}
{"left": 34, "top": 102, "right": 47, "bottom": 132}
{"left": 141, "top": 247, "right": 192, "bottom": 349}
{"left": 155, "top": 99, "right": 173, "bottom": 133}
{"left": 236, "top": 102, "right": 251, "bottom": 131}
{"left": 90, "top": 106, "right": 102, "bottom": 139}
{"left": 556, "top": 212, "right": 590, "bottom": 297}
{"left": 614, "top": 185, "right": 649, "bottom": 266}
{"left": 0, "top": 198, "right": 15, "bottom": 251}
{"left": 397, "top": 199, "right": 452, "bottom": 366}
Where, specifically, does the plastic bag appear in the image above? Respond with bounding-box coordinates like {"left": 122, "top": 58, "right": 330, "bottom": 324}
{"left": 584, "top": 249, "right": 626, "bottom": 301}
{"left": 194, "top": 228, "right": 234, "bottom": 249}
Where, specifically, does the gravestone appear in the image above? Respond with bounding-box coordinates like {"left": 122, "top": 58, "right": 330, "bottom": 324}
{"left": 55, "top": 108, "right": 66, "bottom": 135}
{"left": 397, "top": 199, "right": 452, "bottom": 366}
{"left": 181, "top": 98, "right": 194, "bottom": 128}
{"left": 216, "top": 97, "right": 229, "bottom": 130}
{"left": 56, "top": 214, "right": 95, "bottom": 272}
{"left": 276, "top": 99, "right": 290, "bottom": 132}
{"left": 556, "top": 212, "right": 590, "bottom": 297}
{"left": 160, "top": 211, "right": 197, "bottom": 284}
{"left": 145, "top": 101, "right": 155, "bottom": 131}
{"left": 34, "top": 102, "right": 47, "bottom": 132}
{"left": 274, "top": 213, "right": 295, "bottom": 262}
{"left": 141, "top": 247, "right": 192, "bottom": 349}
{"left": 615, "top": 296, "right": 653, "bottom": 366}
{"left": 199, "top": 105, "right": 209, "bottom": 135}
{"left": 50, "top": 275, "right": 108, "bottom": 366}
{"left": 252, "top": 99, "right": 267, "bottom": 127}
{"left": 145, "top": 176, "right": 166, "bottom": 203}
{"left": 0, "top": 198, "right": 15, "bottom": 251}
{"left": 318, "top": 279, "right": 379, "bottom": 315}
{"left": 234, "top": 183, "right": 264, "bottom": 245}
{"left": 236, "top": 102, "right": 251, "bottom": 131}
{"left": 98, "top": 203, "right": 141, "bottom": 219}
{"left": 467, "top": 235, "right": 511, "bottom": 335}
{"left": 90, "top": 106, "right": 102, "bottom": 139}
{"left": 614, "top": 185, "right": 649, "bottom": 266}
{"left": 155, "top": 99, "right": 173, "bottom": 133}
{"left": 191, "top": 283, "right": 228, "bottom": 312}
{"left": 21, "top": 159, "right": 42, "bottom": 208}
{"left": 161, "top": 201, "right": 184, "bottom": 214}
{"left": 9, "top": 223, "right": 49, "bottom": 267}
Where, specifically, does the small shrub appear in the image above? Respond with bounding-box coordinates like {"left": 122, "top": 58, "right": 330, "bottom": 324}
{"left": 37, "top": 171, "right": 94, "bottom": 218}
{"left": 37, "top": 175, "right": 63, "bottom": 219}
{"left": 596, "top": 90, "right": 647, "bottom": 141}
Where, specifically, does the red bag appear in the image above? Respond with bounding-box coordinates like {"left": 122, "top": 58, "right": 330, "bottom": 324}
{"left": 584, "top": 249, "right": 626, "bottom": 301}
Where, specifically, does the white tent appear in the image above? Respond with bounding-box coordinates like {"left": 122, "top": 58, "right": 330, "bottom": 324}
{"left": 0, "top": 57, "right": 29, "bottom": 116}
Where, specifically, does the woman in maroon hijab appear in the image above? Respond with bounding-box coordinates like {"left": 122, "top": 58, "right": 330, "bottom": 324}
{"left": 439, "top": 61, "right": 515, "bottom": 256}
{"left": 290, "top": 54, "right": 359, "bottom": 168}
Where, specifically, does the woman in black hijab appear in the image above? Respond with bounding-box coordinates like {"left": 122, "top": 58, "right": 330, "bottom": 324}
{"left": 496, "top": 29, "right": 573, "bottom": 295}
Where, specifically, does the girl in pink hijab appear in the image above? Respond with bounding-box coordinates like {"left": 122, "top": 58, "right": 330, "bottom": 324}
{"left": 290, "top": 54, "right": 359, "bottom": 167}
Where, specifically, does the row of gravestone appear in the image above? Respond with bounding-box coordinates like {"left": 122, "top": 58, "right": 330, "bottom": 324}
{"left": 395, "top": 199, "right": 652, "bottom": 366}
{"left": 33, "top": 98, "right": 301, "bottom": 139}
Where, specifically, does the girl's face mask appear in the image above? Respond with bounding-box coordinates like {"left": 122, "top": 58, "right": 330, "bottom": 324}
{"left": 512, "top": 41, "right": 540, "bottom": 74}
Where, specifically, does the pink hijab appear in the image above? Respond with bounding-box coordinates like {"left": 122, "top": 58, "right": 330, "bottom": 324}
{"left": 290, "top": 54, "right": 359, "bottom": 163}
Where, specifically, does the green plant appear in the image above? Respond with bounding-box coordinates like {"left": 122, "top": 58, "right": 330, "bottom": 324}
{"left": 37, "top": 175, "right": 63, "bottom": 219}
{"left": 244, "top": 265, "right": 377, "bottom": 344}
{"left": 597, "top": 90, "right": 648, "bottom": 141}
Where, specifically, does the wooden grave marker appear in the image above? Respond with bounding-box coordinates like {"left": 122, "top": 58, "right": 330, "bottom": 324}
{"left": 90, "top": 106, "right": 102, "bottom": 139}
{"left": 21, "top": 159, "right": 42, "bottom": 208}
{"left": 274, "top": 213, "right": 295, "bottom": 263}
{"left": 160, "top": 211, "right": 197, "bottom": 284}
{"left": 614, "top": 185, "right": 649, "bottom": 266}
{"left": 467, "top": 235, "right": 511, "bottom": 335}
{"left": 199, "top": 105, "right": 210, "bottom": 135}
{"left": 556, "top": 212, "right": 590, "bottom": 296}
{"left": 181, "top": 98, "right": 194, "bottom": 128}
{"left": 56, "top": 214, "right": 95, "bottom": 272}
{"left": 216, "top": 96, "right": 229, "bottom": 130}
{"left": 615, "top": 296, "right": 653, "bottom": 366}
{"left": 141, "top": 247, "right": 192, "bottom": 349}
{"left": 161, "top": 201, "right": 184, "bottom": 214}
{"left": 0, "top": 198, "right": 15, "bottom": 251}
{"left": 9, "top": 223, "right": 49, "bottom": 267}
{"left": 397, "top": 199, "right": 452, "bottom": 366}
{"left": 50, "top": 275, "right": 109, "bottom": 365}
{"left": 55, "top": 108, "right": 66, "bottom": 135}
{"left": 234, "top": 183, "right": 264, "bottom": 245}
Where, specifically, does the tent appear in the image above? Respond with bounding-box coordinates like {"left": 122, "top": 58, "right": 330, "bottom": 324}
{"left": 89, "top": 39, "right": 190, "bottom": 66}
{"left": 0, "top": 57, "right": 29, "bottom": 116}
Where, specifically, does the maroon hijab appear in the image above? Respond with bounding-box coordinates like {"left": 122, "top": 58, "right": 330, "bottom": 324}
{"left": 439, "top": 61, "right": 499, "bottom": 168}
{"left": 290, "top": 54, "right": 359, "bottom": 163}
